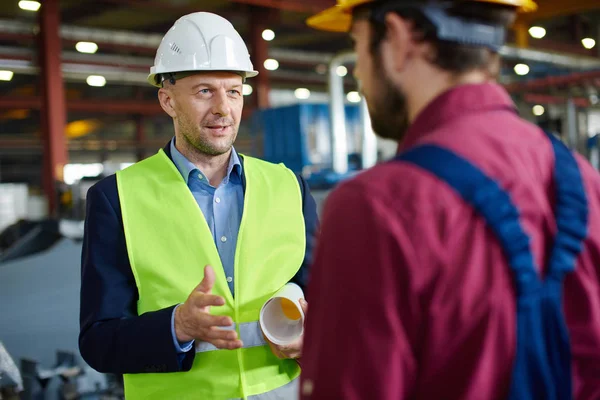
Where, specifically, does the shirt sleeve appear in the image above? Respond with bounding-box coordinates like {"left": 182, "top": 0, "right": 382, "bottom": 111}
{"left": 300, "top": 181, "right": 419, "bottom": 400}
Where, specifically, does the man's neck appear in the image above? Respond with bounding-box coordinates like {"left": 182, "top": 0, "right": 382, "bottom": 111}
{"left": 406, "top": 68, "right": 490, "bottom": 124}
{"left": 176, "top": 137, "right": 231, "bottom": 187}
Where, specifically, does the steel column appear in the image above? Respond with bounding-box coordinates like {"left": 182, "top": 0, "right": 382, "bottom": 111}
{"left": 360, "top": 98, "right": 377, "bottom": 169}
{"left": 565, "top": 97, "right": 579, "bottom": 151}
{"left": 39, "top": 0, "right": 67, "bottom": 215}
{"left": 329, "top": 52, "right": 355, "bottom": 175}
{"left": 514, "top": 22, "right": 529, "bottom": 48}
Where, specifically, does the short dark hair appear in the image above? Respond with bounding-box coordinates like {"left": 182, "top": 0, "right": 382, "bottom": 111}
{"left": 355, "top": 1, "right": 516, "bottom": 75}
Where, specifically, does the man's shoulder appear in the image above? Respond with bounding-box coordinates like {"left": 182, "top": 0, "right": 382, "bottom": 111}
{"left": 325, "top": 159, "right": 466, "bottom": 226}
{"left": 88, "top": 174, "right": 117, "bottom": 196}
{"left": 242, "top": 155, "right": 288, "bottom": 170}
{"left": 86, "top": 174, "right": 120, "bottom": 211}
{"left": 242, "top": 155, "right": 303, "bottom": 183}
{"left": 339, "top": 159, "right": 449, "bottom": 200}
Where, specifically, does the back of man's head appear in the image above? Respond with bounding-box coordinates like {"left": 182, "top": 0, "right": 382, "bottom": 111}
{"left": 355, "top": 0, "right": 518, "bottom": 77}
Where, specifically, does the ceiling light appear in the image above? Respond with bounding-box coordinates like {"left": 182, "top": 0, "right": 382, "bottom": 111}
{"left": 264, "top": 59, "right": 279, "bottom": 71}
{"left": 262, "top": 29, "right": 275, "bottom": 41}
{"left": 514, "top": 63, "right": 530, "bottom": 76}
{"left": 18, "top": 0, "right": 40, "bottom": 11}
{"left": 347, "top": 91, "right": 361, "bottom": 103}
{"left": 86, "top": 75, "right": 106, "bottom": 87}
{"left": 532, "top": 105, "right": 545, "bottom": 116}
{"left": 336, "top": 66, "right": 348, "bottom": 77}
{"left": 294, "top": 88, "right": 311, "bottom": 100}
{"left": 0, "top": 70, "right": 14, "bottom": 81}
{"left": 582, "top": 38, "right": 596, "bottom": 50}
{"left": 528, "top": 26, "right": 546, "bottom": 39}
{"left": 242, "top": 84, "right": 253, "bottom": 96}
{"left": 76, "top": 41, "right": 98, "bottom": 54}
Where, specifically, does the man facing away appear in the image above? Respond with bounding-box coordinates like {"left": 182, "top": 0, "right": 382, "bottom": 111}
{"left": 79, "top": 12, "right": 318, "bottom": 400}
{"left": 301, "top": 1, "right": 600, "bottom": 399}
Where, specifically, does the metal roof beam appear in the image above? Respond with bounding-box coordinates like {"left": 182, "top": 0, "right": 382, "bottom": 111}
{"left": 229, "top": 0, "right": 333, "bottom": 14}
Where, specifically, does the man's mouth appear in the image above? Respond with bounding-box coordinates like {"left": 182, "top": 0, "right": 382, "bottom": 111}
{"left": 206, "top": 125, "right": 231, "bottom": 133}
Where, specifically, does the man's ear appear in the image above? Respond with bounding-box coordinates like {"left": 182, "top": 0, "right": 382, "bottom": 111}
{"left": 381, "top": 12, "right": 415, "bottom": 73}
{"left": 158, "top": 88, "right": 177, "bottom": 118}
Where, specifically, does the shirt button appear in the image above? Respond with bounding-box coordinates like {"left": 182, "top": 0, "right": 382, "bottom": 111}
{"left": 197, "top": 173, "right": 203, "bottom": 180}
{"left": 302, "top": 380, "right": 314, "bottom": 396}
{"left": 220, "top": 236, "right": 227, "bottom": 243}
{"left": 226, "top": 276, "right": 233, "bottom": 283}
{"left": 215, "top": 197, "right": 221, "bottom": 204}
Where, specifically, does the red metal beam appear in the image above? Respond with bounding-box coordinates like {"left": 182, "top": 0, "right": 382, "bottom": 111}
{"left": 0, "top": 97, "right": 41, "bottom": 109}
{"left": 0, "top": 97, "right": 257, "bottom": 119}
{"left": 39, "top": 0, "right": 68, "bottom": 215}
{"left": 0, "top": 32, "right": 35, "bottom": 44}
{"left": 520, "top": 0, "right": 600, "bottom": 21}
{"left": 62, "top": 39, "right": 157, "bottom": 55}
{"left": 99, "top": 0, "right": 218, "bottom": 14}
{"left": 505, "top": 70, "right": 600, "bottom": 92}
{"left": 69, "top": 100, "right": 163, "bottom": 115}
{"left": 533, "top": 39, "right": 596, "bottom": 57}
{"left": 0, "top": 96, "right": 162, "bottom": 114}
{"left": 522, "top": 93, "right": 591, "bottom": 108}
{"left": 229, "top": 0, "right": 332, "bottom": 14}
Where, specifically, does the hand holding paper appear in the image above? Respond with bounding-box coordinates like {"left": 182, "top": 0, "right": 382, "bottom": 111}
{"left": 259, "top": 283, "right": 308, "bottom": 360}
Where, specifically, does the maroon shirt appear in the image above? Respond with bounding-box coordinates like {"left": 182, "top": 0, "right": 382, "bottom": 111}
{"left": 300, "top": 83, "right": 600, "bottom": 400}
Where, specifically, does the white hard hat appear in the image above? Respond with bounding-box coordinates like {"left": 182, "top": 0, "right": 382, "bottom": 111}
{"left": 147, "top": 12, "right": 259, "bottom": 87}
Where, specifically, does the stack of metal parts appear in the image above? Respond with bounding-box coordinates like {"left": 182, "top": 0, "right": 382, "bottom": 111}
{"left": 0, "top": 341, "right": 22, "bottom": 400}
{"left": 18, "top": 350, "right": 121, "bottom": 400}
{"left": 0, "top": 219, "right": 123, "bottom": 399}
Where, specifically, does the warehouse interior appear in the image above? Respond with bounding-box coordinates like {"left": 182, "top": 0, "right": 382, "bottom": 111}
{"left": 1, "top": 0, "right": 600, "bottom": 398}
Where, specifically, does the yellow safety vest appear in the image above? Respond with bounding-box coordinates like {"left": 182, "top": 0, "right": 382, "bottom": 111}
{"left": 116, "top": 149, "right": 305, "bottom": 399}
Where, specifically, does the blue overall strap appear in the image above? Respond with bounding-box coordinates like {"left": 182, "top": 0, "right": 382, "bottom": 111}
{"left": 394, "top": 134, "right": 588, "bottom": 400}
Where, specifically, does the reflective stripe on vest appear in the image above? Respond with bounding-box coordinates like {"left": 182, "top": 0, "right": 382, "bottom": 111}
{"left": 395, "top": 132, "right": 588, "bottom": 400}
{"left": 116, "top": 150, "right": 305, "bottom": 400}
{"left": 196, "top": 321, "right": 267, "bottom": 353}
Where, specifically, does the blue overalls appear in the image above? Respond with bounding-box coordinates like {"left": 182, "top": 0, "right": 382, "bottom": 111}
{"left": 396, "top": 132, "right": 589, "bottom": 400}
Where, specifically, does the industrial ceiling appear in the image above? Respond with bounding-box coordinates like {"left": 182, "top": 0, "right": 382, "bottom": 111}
{"left": 0, "top": 0, "right": 599, "bottom": 185}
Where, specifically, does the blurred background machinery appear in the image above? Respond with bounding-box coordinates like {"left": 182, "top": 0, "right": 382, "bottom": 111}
{"left": 1, "top": 0, "right": 600, "bottom": 398}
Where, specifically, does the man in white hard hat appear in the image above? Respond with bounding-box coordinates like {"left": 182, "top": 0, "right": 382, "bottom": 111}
{"left": 79, "top": 12, "right": 318, "bottom": 400}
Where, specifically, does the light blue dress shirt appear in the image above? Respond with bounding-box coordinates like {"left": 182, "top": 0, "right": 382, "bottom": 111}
{"left": 168, "top": 138, "right": 244, "bottom": 353}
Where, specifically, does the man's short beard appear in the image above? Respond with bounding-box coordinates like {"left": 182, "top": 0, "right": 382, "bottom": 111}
{"left": 367, "top": 49, "right": 411, "bottom": 143}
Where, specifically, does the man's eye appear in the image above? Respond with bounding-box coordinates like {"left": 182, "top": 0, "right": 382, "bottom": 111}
{"left": 198, "top": 89, "right": 210, "bottom": 94}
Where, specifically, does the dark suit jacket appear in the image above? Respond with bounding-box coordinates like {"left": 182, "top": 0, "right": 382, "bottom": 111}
{"left": 79, "top": 144, "right": 319, "bottom": 374}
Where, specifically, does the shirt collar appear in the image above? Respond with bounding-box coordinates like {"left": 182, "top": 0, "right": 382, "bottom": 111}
{"left": 170, "top": 138, "right": 242, "bottom": 185}
{"left": 399, "top": 83, "right": 517, "bottom": 152}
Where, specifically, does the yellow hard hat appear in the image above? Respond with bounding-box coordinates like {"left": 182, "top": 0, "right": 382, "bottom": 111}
{"left": 307, "top": 0, "right": 538, "bottom": 32}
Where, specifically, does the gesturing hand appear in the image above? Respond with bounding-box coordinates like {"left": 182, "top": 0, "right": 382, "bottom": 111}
{"left": 174, "top": 265, "right": 243, "bottom": 350}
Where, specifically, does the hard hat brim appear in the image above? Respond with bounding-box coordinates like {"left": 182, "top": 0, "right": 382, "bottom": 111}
{"left": 480, "top": 0, "right": 537, "bottom": 12}
{"left": 306, "top": 0, "right": 537, "bottom": 32}
{"left": 306, "top": 6, "right": 354, "bottom": 33}
{"left": 147, "top": 69, "right": 259, "bottom": 88}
